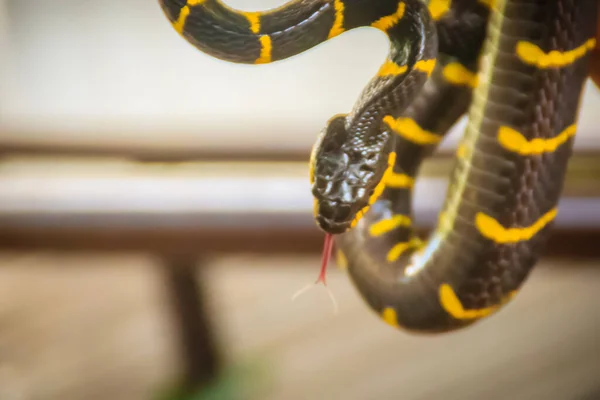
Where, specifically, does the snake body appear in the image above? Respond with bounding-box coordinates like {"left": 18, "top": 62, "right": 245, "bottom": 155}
{"left": 158, "top": 0, "right": 598, "bottom": 332}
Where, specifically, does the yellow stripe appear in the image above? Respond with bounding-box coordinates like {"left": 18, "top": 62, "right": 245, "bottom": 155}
{"left": 414, "top": 59, "right": 436, "bottom": 77}
{"left": 256, "top": 35, "right": 272, "bottom": 64}
{"left": 456, "top": 143, "right": 468, "bottom": 159}
{"left": 377, "top": 60, "right": 408, "bottom": 77}
{"left": 428, "top": 0, "right": 451, "bottom": 21}
{"left": 382, "top": 307, "right": 400, "bottom": 328}
{"left": 243, "top": 12, "right": 261, "bottom": 34}
{"left": 383, "top": 116, "right": 442, "bottom": 145}
{"left": 328, "top": 0, "right": 345, "bottom": 39}
{"left": 442, "top": 63, "right": 478, "bottom": 88}
{"left": 309, "top": 142, "right": 318, "bottom": 185}
{"left": 371, "top": 2, "right": 406, "bottom": 31}
{"left": 437, "top": 210, "right": 454, "bottom": 235}
{"left": 350, "top": 208, "right": 366, "bottom": 228}
{"left": 475, "top": 208, "right": 558, "bottom": 244}
{"left": 173, "top": 6, "right": 191, "bottom": 33}
{"left": 336, "top": 250, "right": 348, "bottom": 270}
{"left": 386, "top": 237, "right": 422, "bottom": 262}
{"left": 516, "top": 38, "right": 596, "bottom": 69}
{"left": 350, "top": 152, "right": 397, "bottom": 228}
{"left": 477, "top": 0, "right": 496, "bottom": 10}
{"left": 369, "top": 215, "right": 411, "bottom": 236}
{"left": 497, "top": 124, "right": 576, "bottom": 155}
{"left": 173, "top": 0, "right": 207, "bottom": 34}
{"left": 439, "top": 284, "right": 497, "bottom": 319}
{"left": 386, "top": 172, "right": 414, "bottom": 189}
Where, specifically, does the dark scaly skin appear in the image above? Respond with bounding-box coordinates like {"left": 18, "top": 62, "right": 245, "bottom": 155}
{"left": 159, "top": 0, "right": 438, "bottom": 234}
{"left": 378, "top": 0, "right": 492, "bottom": 251}
{"left": 158, "top": 0, "right": 598, "bottom": 333}
{"left": 338, "top": 0, "right": 598, "bottom": 332}
{"left": 309, "top": 0, "right": 437, "bottom": 234}
{"left": 346, "top": 0, "right": 492, "bottom": 315}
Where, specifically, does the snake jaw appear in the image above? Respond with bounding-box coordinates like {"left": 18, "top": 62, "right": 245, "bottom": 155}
{"left": 315, "top": 216, "right": 352, "bottom": 235}
{"left": 313, "top": 197, "right": 354, "bottom": 234}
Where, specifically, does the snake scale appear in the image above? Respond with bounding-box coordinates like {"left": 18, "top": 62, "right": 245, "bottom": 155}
{"left": 157, "top": 0, "right": 598, "bottom": 333}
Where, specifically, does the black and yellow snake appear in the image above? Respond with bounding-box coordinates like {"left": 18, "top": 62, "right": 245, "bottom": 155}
{"left": 157, "top": 0, "right": 598, "bottom": 333}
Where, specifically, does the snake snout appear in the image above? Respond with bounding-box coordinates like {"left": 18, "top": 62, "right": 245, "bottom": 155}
{"left": 315, "top": 199, "right": 353, "bottom": 234}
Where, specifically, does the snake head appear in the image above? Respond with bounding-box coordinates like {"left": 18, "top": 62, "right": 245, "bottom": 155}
{"left": 310, "top": 114, "right": 395, "bottom": 234}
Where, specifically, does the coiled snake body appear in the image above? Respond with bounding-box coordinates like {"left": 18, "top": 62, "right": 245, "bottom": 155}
{"left": 158, "top": 0, "right": 598, "bottom": 332}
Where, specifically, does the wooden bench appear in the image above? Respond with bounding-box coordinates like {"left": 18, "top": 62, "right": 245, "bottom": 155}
{"left": 2, "top": 148, "right": 600, "bottom": 396}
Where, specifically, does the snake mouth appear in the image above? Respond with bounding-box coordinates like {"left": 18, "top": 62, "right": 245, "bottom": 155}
{"left": 314, "top": 199, "right": 355, "bottom": 234}
{"left": 316, "top": 215, "right": 351, "bottom": 235}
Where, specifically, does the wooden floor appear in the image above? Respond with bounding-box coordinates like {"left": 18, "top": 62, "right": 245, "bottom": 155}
{"left": 0, "top": 253, "right": 598, "bottom": 400}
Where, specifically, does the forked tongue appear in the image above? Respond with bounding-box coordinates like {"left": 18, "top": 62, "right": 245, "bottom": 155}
{"left": 291, "top": 233, "right": 338, "bottom": 313}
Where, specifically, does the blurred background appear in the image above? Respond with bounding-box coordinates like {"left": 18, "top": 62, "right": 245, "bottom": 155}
{"left": 1, "top": 0, "right": 599, "bottom": 399}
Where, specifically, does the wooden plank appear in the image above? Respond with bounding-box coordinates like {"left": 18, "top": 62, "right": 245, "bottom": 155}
{"left": 1, "top": 156, "right": 600, "bottom": 256}
{"left": 0, "top": 253, "right": 597, "bottom": 400}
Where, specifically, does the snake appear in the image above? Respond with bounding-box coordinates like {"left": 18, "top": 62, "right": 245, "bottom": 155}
{"left": 157, "top": 0, "right": 598, "bottom": 333}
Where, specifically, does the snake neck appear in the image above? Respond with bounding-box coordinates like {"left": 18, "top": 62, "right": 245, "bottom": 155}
{"left": 338, "top": 0, "right": 598, "bottom": 332}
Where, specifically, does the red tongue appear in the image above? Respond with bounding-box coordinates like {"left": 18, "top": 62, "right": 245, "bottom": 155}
{"left": 290, "top": 232, "right": 338, "bottom": 313}
{"left": 317, "top": 233, "right": 334, "bottom": 285}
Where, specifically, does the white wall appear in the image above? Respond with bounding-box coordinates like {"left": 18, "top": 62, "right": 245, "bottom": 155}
{"left": 1, "top": 0, "right": 599, "bottom": 151}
